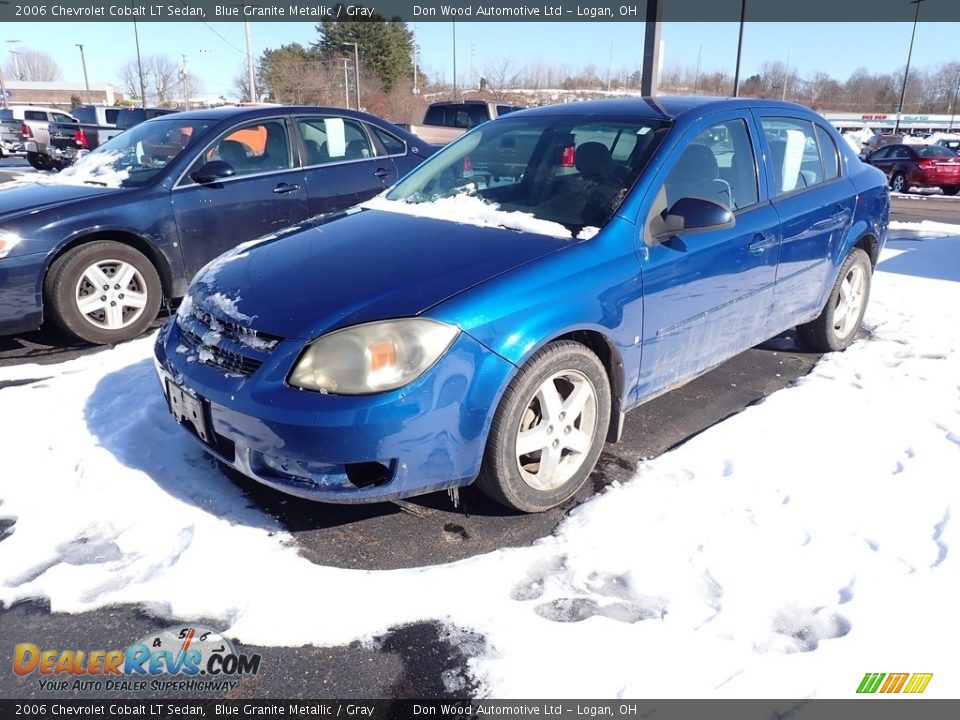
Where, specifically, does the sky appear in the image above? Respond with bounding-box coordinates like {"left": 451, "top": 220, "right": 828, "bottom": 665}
{"left": 2, "top": 20, "right": 960, "bottom": 102}
{"left": 0, "top": 209, "right": 958, "bottom": 697}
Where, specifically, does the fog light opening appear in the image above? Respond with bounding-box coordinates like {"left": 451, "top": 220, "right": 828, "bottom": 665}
{"left": 345, "top": 461, "right": 392, "bottom": 489}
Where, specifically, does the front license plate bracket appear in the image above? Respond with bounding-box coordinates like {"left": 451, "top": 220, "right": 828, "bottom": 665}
{"left": 167, "top": 380, "right": 211, "bottom": 444}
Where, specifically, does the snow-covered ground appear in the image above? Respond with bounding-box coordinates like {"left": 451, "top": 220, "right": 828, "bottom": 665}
{"left": 1, "top": 223, "right": 958, "bottom": 698}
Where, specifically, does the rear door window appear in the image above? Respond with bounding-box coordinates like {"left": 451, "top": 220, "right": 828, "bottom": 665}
{"left": 815, "top": 125, "right": 840, "bottom": 180}
{"left": 760, "top": 117, "right": 824, "bottom": 196}
{"left": 297, "top": 117, "right": 378, "bottom": 166}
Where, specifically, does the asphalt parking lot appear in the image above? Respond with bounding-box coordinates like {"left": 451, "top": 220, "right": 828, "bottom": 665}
{"left": 0, "top": 156, "right": 957, "bottom": 698}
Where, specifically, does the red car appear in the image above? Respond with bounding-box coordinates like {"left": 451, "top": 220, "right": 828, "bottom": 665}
{"left": 865, "top": 143, "right": 960, "bottom": 195}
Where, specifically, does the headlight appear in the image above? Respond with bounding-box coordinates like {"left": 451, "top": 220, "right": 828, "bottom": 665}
{"left": 0, "top": 230, "right": 23, "bottom": 259}
{"left": 288, "top": 318, "right": 460, "bottom": 395}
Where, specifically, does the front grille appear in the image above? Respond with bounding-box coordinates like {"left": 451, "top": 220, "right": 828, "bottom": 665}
{"left": 177, "top": 302, "right": 283, "bottom": 377}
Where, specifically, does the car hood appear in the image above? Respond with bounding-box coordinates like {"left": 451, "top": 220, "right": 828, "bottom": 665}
{"left": 189, "top": 208, "right": 571, "bottom": 340}
{"left": 0, "top": 182, "right": 124, "bottom": 222}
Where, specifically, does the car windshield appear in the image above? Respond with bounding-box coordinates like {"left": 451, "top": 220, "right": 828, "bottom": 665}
{"left": 79, "top": 118, "right": 213, "bottom": 188}
{"left": 382, "top": 115, "right": 669, "bottom": 237}
{"left": 916, "top": 145, "right": 957, "bottom": 158}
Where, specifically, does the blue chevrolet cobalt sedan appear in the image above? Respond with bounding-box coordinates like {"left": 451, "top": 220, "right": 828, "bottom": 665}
{"left": 154, "top": 97, "right": 890, "bottom": 512}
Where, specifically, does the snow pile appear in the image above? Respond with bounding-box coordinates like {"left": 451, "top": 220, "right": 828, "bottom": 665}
{"left": 0, "top": 151, "right": 130, "bottom": 189}
{"left": 841, "top": 127, "right": 874, "bottom": 154}
{"left": 1, "top": 223, "right": 959, "bottom": 697}
{"left": 362, "top": 194, "right": 575, "bottom": 239}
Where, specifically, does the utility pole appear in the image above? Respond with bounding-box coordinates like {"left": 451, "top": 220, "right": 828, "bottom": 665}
{"left": 949, "top": 69, "right": 960, "bottom": 132}
{"left": 733, "top": 0, "right": 746, "bottom": 96}
{"left": 452, "top": 21, "right": 457, "bottom": 99}
{"left": 894, "top": 0, "right": 926, "bottom": 135}
{"left": 342, "top": 57, "right": 350, "bottom": 108}
{"left": 6, "top": 41, "right": 21, "bottom": 80}
{"left": 0, "top": 68, "right": 8, "bottom": 109}
{"left": 782, "top": 51, "right": 790, "bottom": 101}
{"left": 133, "top": 18, "right": 147, "bottom": 106}
{"left": 244, "top": 20, "right": 256, "bottom": 102}
{"left": 181, "top": 54, "right": 188, "bottom": 110}
{"left": 76, "top": 44, "right": 91, "bottom": 103}
{"left": 412, "top": 23, "right": 419, "bottom": 95}
{"left": 341, "top": 42, "right": 360, "bottom": 110}
{"left": 607, "top": 41, "right": 613, "bottom": 92}
{"left": 694, "top": 45, "right": 702, "bottom": 94}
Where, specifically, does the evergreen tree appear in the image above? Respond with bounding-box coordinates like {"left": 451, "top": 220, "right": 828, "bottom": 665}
{"left": 314, "top": 4, "right": 413, "bottom": 93}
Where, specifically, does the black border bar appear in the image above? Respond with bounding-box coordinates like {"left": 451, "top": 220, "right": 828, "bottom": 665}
{"left": 2, "top": 700, "right": 960, "bottom": 719}
{"left": 4, "top": 0, "right": 960, "bottom": 23}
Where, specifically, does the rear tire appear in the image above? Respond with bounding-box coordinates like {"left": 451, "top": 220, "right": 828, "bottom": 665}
{"left": 26, "top": 151, "right": 55, "bottom": 171}
{"left": 44, "top": 241, "right": 162, "bottom": 345}
{"left": 889, "top": 172, "right": 906, "bottom": 193}
{"left": 940, "top": 185, "right": 960, "bottom": 196}
{"left": 475, "top": 341, "right": 611, "bottom": 513}
{"left": 796, "top": 248, "right": 871, "bottom": 353}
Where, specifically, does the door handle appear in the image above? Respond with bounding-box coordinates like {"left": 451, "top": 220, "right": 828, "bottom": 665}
{"left": 831, "top": 206, "right": 849, "bottom": 225}
{"left": 273, "top": 183, "right": 300, "bottom": 194}
{"left": 747, "top": 234, "right": 777, "bottom": 254}
{"left": 373, "top": 168, "right": 391, "bottom": 179}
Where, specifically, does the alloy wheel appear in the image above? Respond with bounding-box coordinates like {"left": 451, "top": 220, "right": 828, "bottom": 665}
{"left": 515, "top": 369, "right": 598, "bottom": 491}
{"left": 833, "top": 263, "right": 866, "bottom": 341}
{"left": 74, "top": 259, "right": 150, "bottom": 330}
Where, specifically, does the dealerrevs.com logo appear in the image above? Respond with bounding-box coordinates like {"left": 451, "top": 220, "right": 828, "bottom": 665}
{"left": 857, "top": 672, "right": 934, "bottom": 694}
{"left": 13, "top": 624, "right": 262, "bottom": 693}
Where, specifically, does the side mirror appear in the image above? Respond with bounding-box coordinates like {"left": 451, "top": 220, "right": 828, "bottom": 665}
{"left": 191, "top": 160, "right": 236, "bottom": 184}
{"left": 649, "top": 197, "right": 735, "bottom": 243}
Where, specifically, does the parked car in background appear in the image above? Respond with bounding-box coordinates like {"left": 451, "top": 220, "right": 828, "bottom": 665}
{"left": 404, "top": 100, "right": 524, "bottom": 144}
{"left": 0, "top": 105, "right": 433, "bottom": 344}
{"left": 154, "top": 97, "right": 889, "bottom": 513}
{"left": 115, "top": 107, "right": 180, "bottom": 130}
{"left": 864, "top": 143, "right": 960, "bottom": 194}
{"left": 934, "top": 137, "right": 960, "bottom": 153}
{"left": 859, "top": 132, "right": 902, "bottom": 158}
{"left": 3, "top": 105, "right": 81, "bottom": 169}
{"left": 0, "top": 110, "right": 23, "bottom": 158}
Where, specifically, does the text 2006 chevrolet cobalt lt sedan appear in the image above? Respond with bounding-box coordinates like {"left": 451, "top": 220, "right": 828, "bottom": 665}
{"left": 155, "top": 97, "right": 889, "bottom": 513}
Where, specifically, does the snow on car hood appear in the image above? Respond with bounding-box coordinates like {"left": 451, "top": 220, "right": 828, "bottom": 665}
{"left": 188, "top": 207, "right": 572, "bottom": 340}
{"left": 0, "top": 151, "right": 130, "bottom": 191}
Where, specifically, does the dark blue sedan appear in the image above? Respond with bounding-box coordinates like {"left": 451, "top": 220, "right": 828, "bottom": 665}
{"left": 155, "top": 97, "right": 890, "bottom": 512}
{"left": 0, "top": 105, "right": 432, "bottom": 344}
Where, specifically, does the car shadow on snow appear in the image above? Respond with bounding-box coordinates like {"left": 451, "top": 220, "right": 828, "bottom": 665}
{"left": 82, "top": 357, "right": 530, "bottom": 531}
{"left": 881, "top": 234, "right": 960, "bottom": 283}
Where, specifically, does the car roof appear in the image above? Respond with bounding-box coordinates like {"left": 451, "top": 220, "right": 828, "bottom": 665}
{"left": 164, "top": 105, "right": 386, "bottom": 122}
{"left": 512, "top": 96, "right": 820, "bottom": 122}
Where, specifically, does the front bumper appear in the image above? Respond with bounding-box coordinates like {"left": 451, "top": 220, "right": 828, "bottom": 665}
{"left": 0, "top": 251, "right": 46, "bottom": 335}
{"left": 154, "top": 319, "right": 515, "bottom": 504}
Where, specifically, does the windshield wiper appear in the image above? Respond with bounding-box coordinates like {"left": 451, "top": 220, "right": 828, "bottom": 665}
{"left": 83, "top": 180, "right": 107, "bottom": 187}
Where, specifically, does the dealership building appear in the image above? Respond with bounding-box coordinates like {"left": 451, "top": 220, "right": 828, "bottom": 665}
{"left": 0, "top": 80, "right": 123, "bottom": 108}
{"left": 825, "top": 112, "right": 960, "bottom": 134}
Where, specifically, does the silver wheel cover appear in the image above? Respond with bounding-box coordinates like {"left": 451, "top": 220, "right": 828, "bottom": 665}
{"left": 74, "top": 259, "right": 149, "bottom": 331}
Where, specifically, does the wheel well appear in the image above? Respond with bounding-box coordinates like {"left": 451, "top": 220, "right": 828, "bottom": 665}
{"left": 555, "top": 330, "right": 626, "bottom": 443}
{"left": 49, "top": 232, "right": 174, "bottom": 300}
{"left": 855, "top": 234, "right": 879, "bottom": 268}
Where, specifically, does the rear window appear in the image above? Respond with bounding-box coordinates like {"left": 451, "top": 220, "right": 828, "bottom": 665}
{"left": 916, "top": 145, "right": 956, "bottom": 158}
{"left": 24, "top": 111, "right": 47, "bottom": 121}
{"left": 424, "top": 104, "right": 489, "bottom": 129}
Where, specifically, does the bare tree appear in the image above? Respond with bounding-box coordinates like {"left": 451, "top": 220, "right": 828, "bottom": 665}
{"left": 4, "top": 48, "right": 62, "bottom": 81}
{"left": 233, "top": 67, "right": 250, "bottom": 103}
{"left": 481, "top": 58, "right": 524, "bottom": 100}
{"left": 117, "top": 55, "right": 180, "bottom": 105}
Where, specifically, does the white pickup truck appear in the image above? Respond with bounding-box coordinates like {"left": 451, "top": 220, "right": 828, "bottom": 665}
{"left": 404, "top": 100, "right": 524, "bottom": 144}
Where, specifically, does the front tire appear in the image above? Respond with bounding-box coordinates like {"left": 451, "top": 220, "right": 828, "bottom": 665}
{"left": 26, "top": 151, "right": 55, "bottom": 171}
{"left": 44, "top": 241, "right": 162, "bottom": 345}
{"left": 475, "top": 341, "right": 611, "bottom": 513}
{"left": 940, "top": 185, "right": 960, "bottom": 196}
{"left": 796, "top": 248, "right": 872, "bottom": 353}
{"left": 889, "top": 172, "right": 906, "bottom": 193}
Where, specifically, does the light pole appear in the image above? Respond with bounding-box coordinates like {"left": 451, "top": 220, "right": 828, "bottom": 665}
{"left": 76, "top": 44, "right": 91, "bottom": 103}
{"left": 452, "top": 22, "right": 457, "bottom": 99}
{"left": 342, "top": 42, "right": 359, "bottom": 110}
{"left": 132, "top": 18, "right": 147, "bottom": 106}
{"left": 733, "top": 0, "right": 746, "bottom": 96}
{"left": 244, "top": 20, "right": 256, "bottom": 102}
{"left": 894, "top": 0, "right": 926, "bottom": 135}
{"left": 341, "top": 57, "right": 350, "bottom": 108}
